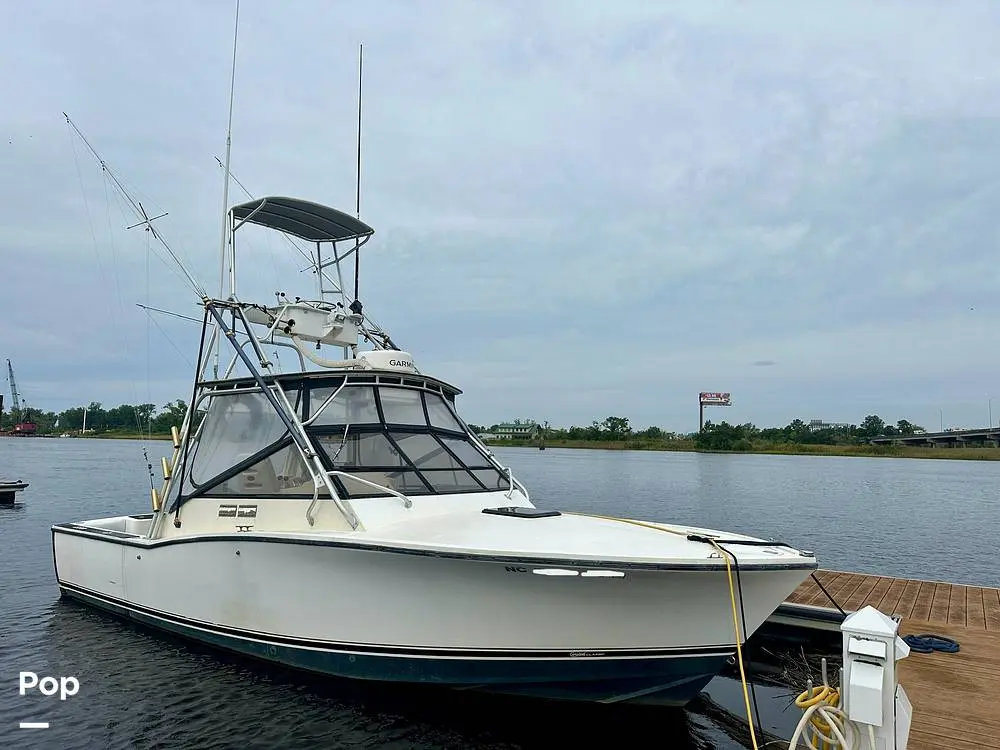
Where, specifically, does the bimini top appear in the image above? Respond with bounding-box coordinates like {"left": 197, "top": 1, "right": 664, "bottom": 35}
{"left": 230, "top": 196, "right": 374, "bottom": 243}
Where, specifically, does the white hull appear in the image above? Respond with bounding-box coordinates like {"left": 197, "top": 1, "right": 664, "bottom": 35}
{"left": 53, "top": 515, "right": 813, "bottom": 704}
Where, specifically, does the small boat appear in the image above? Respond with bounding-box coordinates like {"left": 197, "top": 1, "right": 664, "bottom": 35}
{"left": 52, "top": 195, "right": 818, "bottom": 706}
{"left": 0, "top": 479, "right": 28, "bottom": 504}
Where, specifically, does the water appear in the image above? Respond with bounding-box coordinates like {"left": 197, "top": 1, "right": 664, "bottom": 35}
{"left": 2, "top": 439, "right": 996, "bottom": 749}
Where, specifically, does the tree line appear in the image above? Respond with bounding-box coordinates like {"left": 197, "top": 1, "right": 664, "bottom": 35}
{"left": 471, "top": 414, "right": 924, "bottom": 450}
{"left": 692, "top": 415, "right": 922, "bottom": 451}
{"left": 1, "top": 400, "right": 191, "bottom": 435}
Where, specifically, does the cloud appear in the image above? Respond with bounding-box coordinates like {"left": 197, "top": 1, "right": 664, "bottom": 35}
{"left": 2, "top": 1, "right": 1000, "bottom": 432}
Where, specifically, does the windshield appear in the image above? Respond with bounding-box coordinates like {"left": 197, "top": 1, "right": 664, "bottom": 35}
{"left": 308, "top": 384, "right": 510, "bottom": 497}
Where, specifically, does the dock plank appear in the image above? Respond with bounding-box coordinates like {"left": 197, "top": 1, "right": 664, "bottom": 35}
{"left": 909, "top": 581, "right": 935, "bottom": 621}
{"left": 928, "top": 582, "right": 953, "bottom": 624}
{"left": 840, "top": 574, "right": 881, "bottom": 611}
{"left": 787, "top": 570, "right": 842, "bottom": 607}
{"left": 889, "top": 581, "right": 920, "bottom": 619}
{"left": 966, "top": 587, "right": 986, "bottom": 630}
{"left": 816, "top": 573, "right": 864, "bottom": 606}
{"left": 860, "top": 576, "right": 894, "bottom": 610}
{"left": 875, "top": 576, "right": 907, "bottom": 614}
{"left": 792, "top": 570, "right": 842, "bottom": 607}
{"left": 983, "top": 589, "right": 1000, "bottom": 633}
{"left": 985, "top": 588, "right": 1000, "bottom": 632}
{"left": 786, "top": 571, "right": 832, "bottom": 605}
{"left": 947, "top": 584, "right": 969, "bottom": 626}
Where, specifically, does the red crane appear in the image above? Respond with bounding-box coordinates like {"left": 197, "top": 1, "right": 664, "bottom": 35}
{"left": 6, "top": 359, "right": 37, "bottom": 435}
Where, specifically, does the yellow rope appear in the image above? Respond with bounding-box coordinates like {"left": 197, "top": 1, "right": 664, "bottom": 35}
{"left": 709, "top": 538, "right": 760, "bottom": 750}
{"left": 565, "top": 511, "right": 759, "bottom": 749}
{"left": 562, "top": 510, "right": 690, "bottom": 536}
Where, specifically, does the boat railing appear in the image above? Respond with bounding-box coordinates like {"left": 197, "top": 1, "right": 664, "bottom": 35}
{"left": 305, "top": 470, "right": 413, "bottom": 525}
{"left": 504, "top": 467, "right": 530, "bottom": 502}
{"left": 461, "top": 420, "right": 530, "bottom": 502}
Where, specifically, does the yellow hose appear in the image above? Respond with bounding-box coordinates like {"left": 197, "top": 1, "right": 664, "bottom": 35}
{"left": 793, "top": 685, "right": 841, "bottom": 749}
{"left": 565, "top": 512, "right": 760, "bottom": 750}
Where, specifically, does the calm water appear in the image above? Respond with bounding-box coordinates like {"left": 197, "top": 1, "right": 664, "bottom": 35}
{"left": 1, "top": 438, "right": 997, "bottom": 749}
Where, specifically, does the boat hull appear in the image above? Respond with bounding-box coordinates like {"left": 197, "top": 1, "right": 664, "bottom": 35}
{"left": 58, "top": 582, "right": 728, "bottom": 704}
{"left": 0, "top": 481, "right": 28, "bottom": 504}
{"left": 52, "top": 524, "right": 812, "bottom": 705}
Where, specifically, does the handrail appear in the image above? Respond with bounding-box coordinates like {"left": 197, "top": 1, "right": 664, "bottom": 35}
{"left": 460, "top": 415, "right": 530, "bottom": 501}
{"left": 505, "top": 467, "right": 530, "bottom": 502}
{"left": 303, "top": 378, "right": 348, "bottom": 426}
{"left": 326, "top": 471, "right": 413, "bottom": 509}
{"left": 304, "top": 468, "right": 413, "bottom": 525}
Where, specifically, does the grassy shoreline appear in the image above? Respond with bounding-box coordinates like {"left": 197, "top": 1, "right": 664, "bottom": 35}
{"left": 50, "top": 432, "right": 174, "bottom": 441}
{"left": 44, "top": 433, "right": 1000, "bottom": 461}
{"left": 486, "top": 439, "right": 1000, "bottom": 461}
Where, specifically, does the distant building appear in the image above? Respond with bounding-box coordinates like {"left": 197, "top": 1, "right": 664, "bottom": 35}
{"left": 807, "top": 419, "right": 850, "bottom": 432}
{"left": 494, "top": 422, "right": 539, "bottom": 440}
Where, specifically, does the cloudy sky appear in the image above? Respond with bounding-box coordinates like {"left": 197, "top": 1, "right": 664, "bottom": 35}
{"left": 2, "top": 0, "right": 1000, "bottom": 432}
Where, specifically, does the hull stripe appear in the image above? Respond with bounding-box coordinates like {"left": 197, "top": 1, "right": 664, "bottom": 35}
{"left": 51, "top": 524, "right": 817, "bottom": 573}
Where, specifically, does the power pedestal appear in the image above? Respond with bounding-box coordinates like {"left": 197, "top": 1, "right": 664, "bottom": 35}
{"left": 841, "top": 606, "right": 913, "bottom": 749}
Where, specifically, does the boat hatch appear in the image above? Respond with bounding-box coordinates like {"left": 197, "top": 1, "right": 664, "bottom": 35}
{"left": 482, "top": 507, "right": 561, "bottom": 519}
{"left": 174, "top": 377, "right": 511, "bottom": 507}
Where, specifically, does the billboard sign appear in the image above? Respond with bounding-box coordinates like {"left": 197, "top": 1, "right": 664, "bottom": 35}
{"left": 699, "top": 392, "right": 731, "bottom": 406}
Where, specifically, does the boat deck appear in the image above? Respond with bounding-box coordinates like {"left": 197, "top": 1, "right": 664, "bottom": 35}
{"left": 782, "top": 570, "right": 1000, "bottom": 750}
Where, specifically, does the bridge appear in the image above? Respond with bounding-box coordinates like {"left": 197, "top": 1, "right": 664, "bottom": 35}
{"left": 870, "top": 427, "right": 1000, "bottom": 447}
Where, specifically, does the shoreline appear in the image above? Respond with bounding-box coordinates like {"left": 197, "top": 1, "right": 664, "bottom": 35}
{"left": 25, "top": 433, "right": 1000, "bottom": 461}
{"left": 485, "top": 439, "right": 1000, "bottom": 461}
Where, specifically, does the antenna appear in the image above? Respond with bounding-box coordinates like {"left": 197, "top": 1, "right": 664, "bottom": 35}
{"left": 354, "top": 42, "right": 363, "bottom": 303}
{"left": 215, "top": 0, "right": 241, "bottom": 377}
{"left": 219, "top": 0, "right": 240, "bottom": 297}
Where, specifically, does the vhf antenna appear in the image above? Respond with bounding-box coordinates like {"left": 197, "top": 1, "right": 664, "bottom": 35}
{"left": 353, "top": 43, "right": 363, "bottom": 307}
{"left": 214, "top": 0, "right": 241, "bottom": 378}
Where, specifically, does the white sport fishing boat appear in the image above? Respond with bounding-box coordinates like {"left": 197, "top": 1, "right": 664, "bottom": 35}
{"left": 52, "top": 192, "right": 818, "bottom": 706}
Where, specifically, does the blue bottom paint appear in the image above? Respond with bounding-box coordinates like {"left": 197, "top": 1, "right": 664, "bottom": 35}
{"left": 61, "top": 586, "right": 730, "bottom": 706}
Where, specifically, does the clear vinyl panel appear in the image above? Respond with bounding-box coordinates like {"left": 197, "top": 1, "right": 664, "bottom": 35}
{"left": 202, "top": 442, "right": 313, "bottom": 496}
{"left": 183, "top": 387, "right": 298, "bottom": 494}
{"left": 310, "top": 386, "right": 510, "bottom": 497}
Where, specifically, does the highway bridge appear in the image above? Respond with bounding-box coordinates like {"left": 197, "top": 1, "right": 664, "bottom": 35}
{"left": 870, "top": 427, "right": 1000, "bottom": 447}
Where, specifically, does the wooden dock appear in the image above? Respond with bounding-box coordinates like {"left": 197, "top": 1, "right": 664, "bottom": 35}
{"left": 781, "top": 570, "right": 1000, "bottom": 749}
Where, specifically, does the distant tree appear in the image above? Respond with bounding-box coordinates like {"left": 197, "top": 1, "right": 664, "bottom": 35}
{"left": 601, "top": 416, "right": 631, "bottom": 439}
{"left": 858, "top": 414, "right": 886, "bottom": 439}
{"left": 150, "top": 400, "right": 192, "bottom": 434}
{"left": 781, "top": 419, "right": 808, "bottom": 443}
{"left": 696, "top": 420, "right": 755, "bottom": 451}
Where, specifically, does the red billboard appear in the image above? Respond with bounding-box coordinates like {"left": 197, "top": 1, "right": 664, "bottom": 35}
{"left": 699, "top": 392, "right": 731, "bottom": 406}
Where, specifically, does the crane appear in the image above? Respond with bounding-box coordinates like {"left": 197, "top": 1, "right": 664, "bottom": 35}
{"left": 6, "top": 359, "right": 36, "bottom": 435}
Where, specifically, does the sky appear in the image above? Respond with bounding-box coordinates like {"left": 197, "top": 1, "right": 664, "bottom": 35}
{"left": 2, "top": 0, "right": 1000, "bottom": 433}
